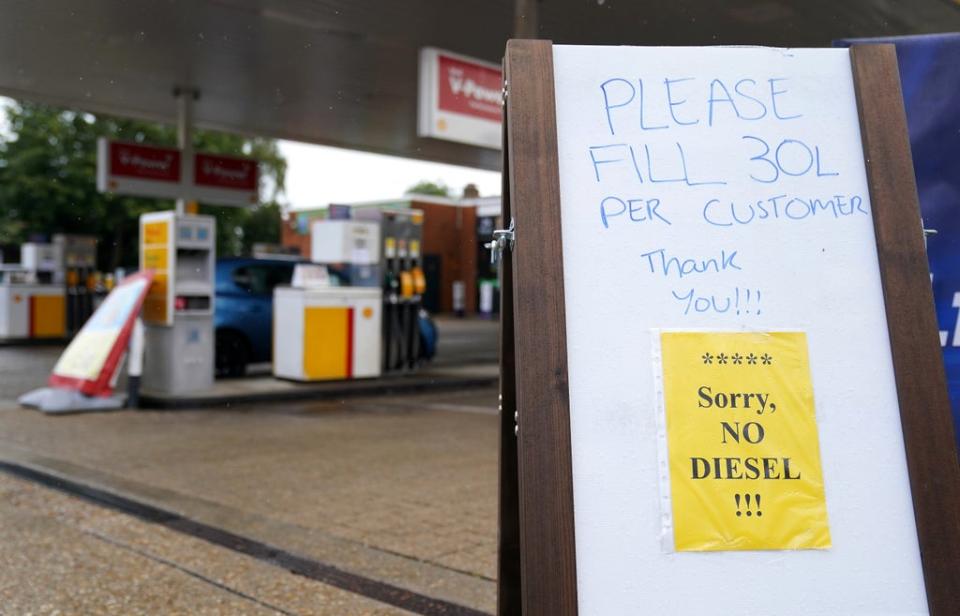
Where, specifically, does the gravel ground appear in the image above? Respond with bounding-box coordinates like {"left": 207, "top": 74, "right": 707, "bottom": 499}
{"left": 0, "top": 472, "right": 407, "bottom": 615}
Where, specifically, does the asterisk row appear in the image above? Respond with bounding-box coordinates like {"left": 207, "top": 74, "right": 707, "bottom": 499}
{"left": 702, "top": 352, "right": 773, "bottom": 365}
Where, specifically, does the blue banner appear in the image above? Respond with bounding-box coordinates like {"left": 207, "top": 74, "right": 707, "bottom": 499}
{"left": 837, "top": 34, "right": 960, "bottom": 446}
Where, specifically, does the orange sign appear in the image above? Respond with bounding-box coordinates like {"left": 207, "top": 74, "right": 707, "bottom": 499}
{"left": 141, "top": 219, "right": 171, "bottom": 325}
{"left": 143, "top": 221, "right": 169, "bottom": 244}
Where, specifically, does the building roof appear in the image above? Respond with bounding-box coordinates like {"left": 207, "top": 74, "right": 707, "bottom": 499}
{"left": 7, "top": 1, "right": 953, "bottom": 171}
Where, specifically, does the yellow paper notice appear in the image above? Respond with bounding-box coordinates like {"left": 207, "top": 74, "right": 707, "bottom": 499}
{"left": 660, "top": 331, "right": 830, "bottom": 552}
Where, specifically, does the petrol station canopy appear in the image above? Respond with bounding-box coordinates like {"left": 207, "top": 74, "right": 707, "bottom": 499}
{"left": 1, "top": 0, "right": 958, "bottom": 172}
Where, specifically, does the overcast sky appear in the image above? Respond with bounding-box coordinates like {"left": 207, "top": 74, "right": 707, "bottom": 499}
{"left": 279, "top": 140, "right": 500, "bottom": 211}
{"left": 0, "top": 96, "right": 502, "bottom": 211}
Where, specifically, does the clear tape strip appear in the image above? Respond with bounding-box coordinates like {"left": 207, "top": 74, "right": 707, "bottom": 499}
{"left": 651, "top": 328, "right": 675, "bottom": 553}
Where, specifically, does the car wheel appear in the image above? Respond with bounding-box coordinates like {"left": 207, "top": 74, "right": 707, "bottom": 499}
{"left": 216, "top": 330, "right": 249, "bottom": 378}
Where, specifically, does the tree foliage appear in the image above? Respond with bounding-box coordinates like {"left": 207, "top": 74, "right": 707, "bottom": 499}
{"left": 405, "top": 180, "right": 451, "bottom": 197}
{"left": 0, "top": 100, "right": 287, "bottom": 269}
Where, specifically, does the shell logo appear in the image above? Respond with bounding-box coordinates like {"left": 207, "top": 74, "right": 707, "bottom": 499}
{"left": 13, "top": 294, "right": 22, "bottom": 303}
{"left": 437, "top": 118, "right": 447, "bottom": 131}
{"left": 362, "top": 306, "right": 374, "bottom": 319}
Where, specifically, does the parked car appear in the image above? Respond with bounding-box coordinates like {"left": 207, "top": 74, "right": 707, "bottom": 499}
{"left": 215, "top": 257, "right": 300, "bottom": 376}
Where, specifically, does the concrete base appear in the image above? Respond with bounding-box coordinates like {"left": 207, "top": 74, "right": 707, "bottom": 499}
{"left": 139, "top": 363, "right": 498, "bottom": 409}
{"left": 17, "top": 387, "right": 126, "bottom": 414}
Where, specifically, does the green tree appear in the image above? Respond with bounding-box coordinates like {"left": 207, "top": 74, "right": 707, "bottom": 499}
{"left": 405, "top": 180, "right": 451, "bottom": 197}
{"left": 238, "top": 201, "right": 283, "bottom": 255}
{"left": 0, "top": 100, "right": 287, "bottom": 269}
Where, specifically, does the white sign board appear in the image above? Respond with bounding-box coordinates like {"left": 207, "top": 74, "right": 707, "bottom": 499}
{"left": 553, "top": 45, "right": 926, "bottom": 614}
{"left": 418, "top": 47, "right": 502, "bottom": 150}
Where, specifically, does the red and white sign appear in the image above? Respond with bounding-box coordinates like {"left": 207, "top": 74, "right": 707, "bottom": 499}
{"left": 418, "top": 47, "right": 502, "bottom": 150}
{"left": 97, "top": 139, "right": 259, "bottom": 207}
{"left": 49, "top": 271, "right": 154, "bottom": 397}
{"left": 195, "top": 153, "right": 258, "bottom": 190}
{"left": 110, "top": 142, "right": 181, "bottom": 183}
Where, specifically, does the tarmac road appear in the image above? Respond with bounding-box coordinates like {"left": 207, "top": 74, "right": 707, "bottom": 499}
{"left": 0, "top": 316, "right": 501, "bottom": 614}
{"left": 0, "top": 344, "right": 63, "bottom": 405}
{"left": 0, "top": 384, "right": 500, "bottom": 615}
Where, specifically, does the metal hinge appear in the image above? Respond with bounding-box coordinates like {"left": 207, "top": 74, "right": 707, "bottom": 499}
{"left": 499, "top": 393, "right": 519, "bottom": 437}
{"left": 487, "top": 218, "right": 515, "bottom": 265}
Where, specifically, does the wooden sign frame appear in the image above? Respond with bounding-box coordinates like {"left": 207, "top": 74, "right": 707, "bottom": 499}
{"left": 497, "top": 39, "right": 960, "bottom": 616}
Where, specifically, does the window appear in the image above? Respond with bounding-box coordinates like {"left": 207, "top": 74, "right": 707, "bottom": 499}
{"left": 232, "top": 264, "right": 293, "bottom": 295}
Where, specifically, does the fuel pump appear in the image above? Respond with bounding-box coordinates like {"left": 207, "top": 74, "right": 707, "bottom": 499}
{"left": 21, "top": 242, "right": 63, "bottom": 285}
{"left": 139, "top": 211, "right": 215, "bottom": 395}
{"left": 0, "top": 242, "right": 66, "bottom": 340}
{"left": 54, "top": 234, "right": 97, "bottom": 336}
{"left": 402, "top": 212, "right": 425, "bottom": 368}
{"left": 272, "top": 219, "right": 382, "bottom": 382}
{"left": 346, "top": 207, "right": 427, "bottom": 372}
{"left": 377, "top": 209, "right": 425, "bottom": 370}
{"left": 382, "top": 212, "right": 405, "bottom": 370}
{"left": 310, "top": 219, "right": 381, "bottom": 287}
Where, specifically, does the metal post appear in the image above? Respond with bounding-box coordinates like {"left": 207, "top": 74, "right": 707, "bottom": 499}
{"left": 126, "top": 317, "right": 145, "bottom": 408}
{"left": 513, "top": 0, "right": 539, "bottom": 39}
{"left": 174, "top": 87, "right": 196, "bottom": 215}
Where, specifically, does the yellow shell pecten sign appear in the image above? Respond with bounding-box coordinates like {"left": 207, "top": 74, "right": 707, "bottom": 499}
{"left": 659, "top": 331, "right": 830, "bottom": 552}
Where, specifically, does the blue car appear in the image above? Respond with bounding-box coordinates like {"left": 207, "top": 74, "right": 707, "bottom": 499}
{"left": 215, "top": 257, "right": 300, "bottom": 376}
